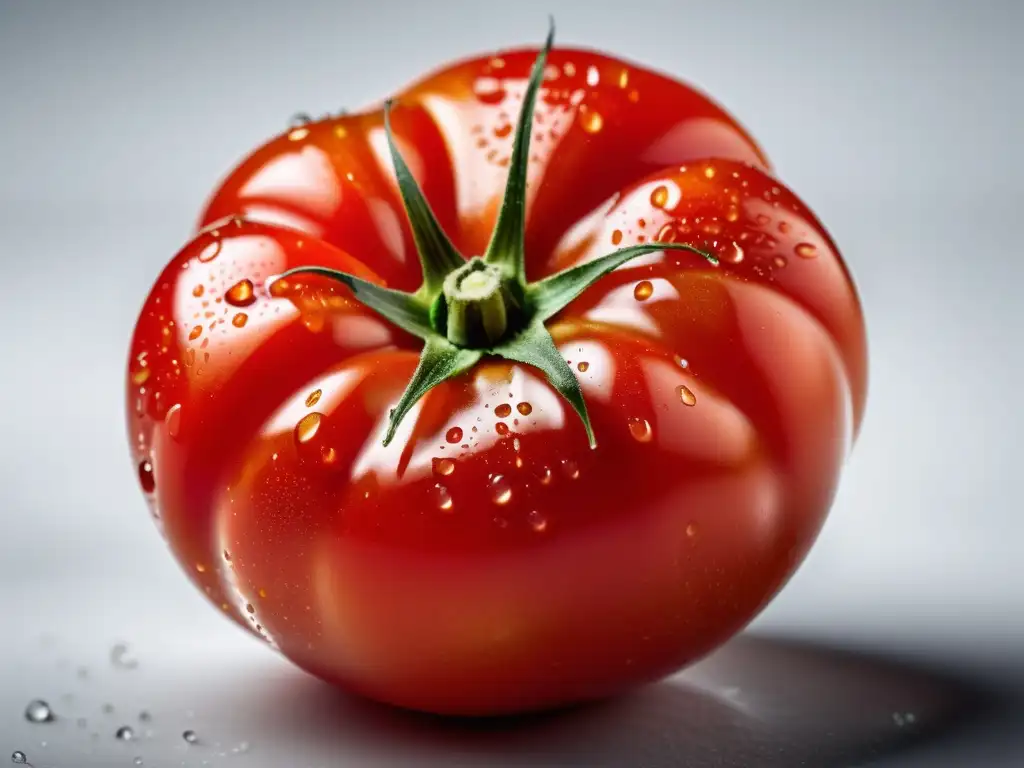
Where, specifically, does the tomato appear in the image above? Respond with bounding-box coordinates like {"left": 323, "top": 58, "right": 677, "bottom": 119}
{"left": 126, "top": 26, "right": 866, "bottom": 716}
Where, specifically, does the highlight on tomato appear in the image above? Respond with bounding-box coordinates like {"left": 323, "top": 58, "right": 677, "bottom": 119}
{"left": 126, "top": 21, "right": 867, "bottom": 715}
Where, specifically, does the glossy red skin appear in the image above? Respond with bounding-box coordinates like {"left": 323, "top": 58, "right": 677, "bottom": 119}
{"left": 127, "top": 46, "right": 867, "bottom": 715}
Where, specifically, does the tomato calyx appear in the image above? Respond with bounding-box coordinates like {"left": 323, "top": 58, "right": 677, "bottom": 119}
{"left": 277, "top": 19, "right": 717, "bottom": 448}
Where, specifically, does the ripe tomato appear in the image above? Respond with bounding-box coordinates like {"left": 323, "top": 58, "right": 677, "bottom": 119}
{"left": 126, "top": 27, "right": 866, "bottom": 715}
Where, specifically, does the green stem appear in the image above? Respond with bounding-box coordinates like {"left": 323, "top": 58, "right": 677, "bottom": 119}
{"left": 442, "top": 258, "right": 511, "bottom": 347}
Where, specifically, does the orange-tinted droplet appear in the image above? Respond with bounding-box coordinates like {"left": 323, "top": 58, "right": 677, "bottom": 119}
{"left": 628, "top": 417, "right": 653, "bottom": 442}
{"left": 473, "top": 77, "right": 506, "bottom": 105}
{"left": 703, "top": 166, "right": 716, "bottom": 179}
{"left": 321, "top": 446, "right": 337, "bottom": 464}
{"left": 686, "top": 523, "right": 697, "bottom": 538}
{"left": 650, "top": 185, "right": 669, "bottom": 208}
{"left": 225, "top": 279, "right": 256, "bottom": 307}
{"left": 724, "top": 242, "right": 745, "bottom": 264}
{"left": 432, "top": 457, "right": 455, "bottom": 476}
{"left": 517, "top": 402, "right": 533, "bottom": 416}
{"left": 195, "top": 563, "right": 206, "bottom": 573}
{"left": 795, "top": 242, "right": 818, "bottom": 259}
{"left": 232, "top": 312, "right": 248, "bottom": 327}
{"left": 528, "top": 510, "right": 548, "bottom": 532}
{"left": 677, "top": 385, "right": 697, "bottom": 406}
{"left": 577, "top": 361, "right": 589, "bottom": 372}
{"left": 188, "top": 325, "right": 202, "bottom": 341}
{"left": 305, "top": 389, "right": 323, "bottom": 407}
{"left": 446, "top": 427, "right": 463, "bottom": 444}
{"left": 490, "top": 475, "right": 512, "bottom": 505}
{"left": 132, "top": 367, "right": 151, "bottom": 385}
{"left": 539, "top": 466, "right": 553, "bottom": 485}
{"left": 561, "top": 459, "right": 580, "bottom": 480}
{"left": 778, "top": 221, "right": 791, "bottom": 234}
{"left": 138, "top": 459, "right": 155, "bottom": 493}
{"left": 628, "top": 89, "right": 640, "bottom": 103}
{"left": 494, "top": 403, "right": 512, "bottom": 418}
{"left": 165, "top": 403, "right": 182, "bottom": 437}
{"left": 295, "top": 412, "right": 322, "bottom": 444}
{"left": 433, "top": 483, "right": 453, "bottom": 511}
{"left": 611, "top": 229, "right": 623, "bottom": 245}
{"left": 269, "top": 278, "right": 290, "bottom": 298}
{"left": 656, "top": 223, "right": 678, "bottom": 243}
{"left": 192, "top": 284, "right": 205, "bottom": 297}
{"left": 633, "top": 280, "right": 654, "bottom": 301}
{"left": 581, "top": 110, "right": 603, "bottom": 133}
{"left": 495, "top": 422, "right": 510, "bottom": 436}
{"left": 494, "top": 123, "right": 512, "bottom": 138}
{"left": 755, "top": 214, "right": 771, "bottom": 226}
{"left": 773, "top": 255, "right": 788, "bottom": 268}
{"left": 198, "top": 240, "right": 221, "bottom": 263}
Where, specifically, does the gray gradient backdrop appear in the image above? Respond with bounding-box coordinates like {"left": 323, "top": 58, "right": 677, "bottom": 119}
{"left": 1, "top": 1, "right": 1021, "bottom": 766}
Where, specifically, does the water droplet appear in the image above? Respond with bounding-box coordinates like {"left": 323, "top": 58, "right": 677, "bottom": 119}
{"left": 110, "top": 642, "right": 139, "bottom": 669}
{"left": 633, "top": 280, "right": 654, "bottom": 301}
{"left": 580, "top": 110, "right": 604, "bottom": 133}
{"left": 703, "top": 166, "right": 716, "bottom": 179}
{"left": 232, "top": 312, "right": 248, "bottom": 327}
{"left": 489, "top": 475, "right": 512, "bottom": 505}
{"left": 494, "top": 403, "right": 512, "bottom": 418}
{"left": 577, "top": 361, "right": 589, "bottom": 372}
{"left": 496, "top": 422, "right": 511, "bottom": 436}
{"left": 473, "top": 77, "right": 506, "bottom": 104}
{"left": 778, "top": 221, "right": 791, "bottom": 234}
{"left": 198, "top": 240, "right": 221, "bottom": 263}
{"left": 773, "top": 255, "right": 788, "bottom": 268}
{"left": 726, "top": 207, "right": 739, "bottom": 222}
{"left": 305, "top": 388, "right": 322, "bottom": 407}
{"left": 755, "top": 214, "right": 771, "bottom": 226}
{"left": 432, "top": 457, "right": 455, "bottom": 476}
{"left": 795, "top": 242, "right": 818, "bottom": 259}
{"left": 611, "top": 229, "right": 623, "bottom": 245}
{"left": 539, "top": 466, "right": 553, "bottom": 484}
{"left": 182, "top": 729, "right": 198, "bottom": 744}
{"left": 321, "top": 445, "right": 337, "bottom": 464}
{"left": 677, "top": 385, "right": 697, "bottom": 406}
{"left": 225, "top": 279, "right": 256, "bottom": 307}
{"left": 188, "top": 325, "right": 202, "bottom": 341}
{"left": 195, "top": 563, "right": 206, "bottom": 573}
{"left": 131, "top": 367, "right": 151, "bottom": 386}
{"left": 723, "top": 242, "right": 745, "bottom": 264}
{"left": 628, "top": 417, "right": 653, "bottom": 442}
{"left": 433, "top": 483, "right": 453, "bottom": 511}
{"left": 586, "top": 65, "right": 600, "bottom": 86}
{"left": 192, "top": 284, "right": 205, "bottom": 298}
{"left": 11, "top": 752, "right": 27, "bottom": 765}
{"left": 246, "top": 603, "right": 255, "bottom": 613}
{"left": 528, "top": 510, "right": 548, "bottom": 532}
{"left": 138, "top": 460, "right": 155, "bottom": 493}
{"left": 561, "top": 459, "right": 580, "bottom": 480}
{"left": 165, "top": 404, "right": 182, "bottom": 437}
{"left": 289, "top": 112, "right": 312, "bottom": 127}
{"left": 493, "top": 123, "right": 512, "bottom": 138}
{"left": 649, "top": 185, "right": 669, "bottom": 208}
{"left": 115, "top": 726, "right": 134, "bottom": 741}
{"left": 24, "top": 700, "right": 53, "bottom": 723}
{"left": 445, "top": 427, "right": 463, "bottom": 444}
{"left": 295, "top": 412, "right": 322, "bottom": 444}
{"left": 618, "top": 69, "right": 629, "bottom": 88}
{"left": 288, "top": 127, "right": 309, "bottom": 141}
{"left": 134, "top": 759, "right": 144, "bottom": 766}
{"left": 517, "top": 402, "right": 533, "bottom": 416}
{"left": 686, "top": 523, "right": 697, "bottom": 538}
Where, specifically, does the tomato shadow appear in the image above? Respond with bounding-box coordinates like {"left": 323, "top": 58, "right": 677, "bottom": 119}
{"left": 249, "top": 633, "right": 1006, "bottom": 768}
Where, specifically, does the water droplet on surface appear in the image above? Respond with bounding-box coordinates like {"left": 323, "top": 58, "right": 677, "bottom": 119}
{"left": 577, "top": 361, "right": 589, "bottom": 372}
{"left": 192, "top": 284, "right": 205, "bottom": 298}
{"left": 295, "top": 412, "right": 322, "bottom": 444}
{"left": 164, "top": 403, "right": 182, "bottom": 437}
{"left": 628, "top": 417, "right": 653, "bottom": 442}
{"left": 795, "top": 242, "right": 818, "bottom": 259}
{"left": 111, "top": 643, "right": 139, "bottom": 669}
{"left": 528, "top": 510, "right": 548, "bottom": 532}
{"left": 517, "top": 402, "right": 533, "bottom": 416}
{"left": 677, "top": 385, "right": 697, "bottom": 406}
{"left": 778, "top": 221, "right": 791, "bottom": 234}
{"left": 225, "top": 279, "right": 256, "bottom": 307}
{"left": 473, "top": 77, "right": 506, "bottom": 104}
{"left": 492, "top": 403, "right": 511, "bottom": 418}
{"left": 138, "top": 460, "right": 155, "bottom": 493}
{"left": 433, "top": 483, "right": 453, "bottom": 511}
{"left": 611, "top": 229, "right": 623, "bottom": 245}
{"left": 246, "top": 603, "right": 255, "bottom": 614}
{"left": 24, "top": 701, "right": 53, "bottom": 723}
{"left": 723, "top": 242, "right": 745, "bottom": 264}
{"left": 115, "top": 726, "right": 134, "bottom": 741}
{"left": 320, "top": 446, "right": 337, "bottom": 464}
{"left": 633, "top": 280, "right": 654, "bottom": 301}
{"left": 493, "top": 123, "right": 512, "bottom": 138}
{"left": 198, "top": 240, "right": 221, "bottom": 263}
{"left": 232, "top": 312, "right": 248, "bottom": 327}
{"left": 686, "top": 523, "right": 697, "bottom": 538}
{"left": 586, "top": 65, "right": 600, "bottom": 86}
{"left": 134, "top": 758, "right": 144, "bottom": 766}
{"left": 188, "top": 325, "right": 202, "bottom": 341}
{"left": 495, "top": 422, "right": 510, "bottom": 436}
{"left": 489, "top": 475, "right": 512, "bottom": 505}
{"left": 195, "top": 563, "right": 206, "bottom": 573}
{"left": 432, "top": 457, "right": 455, "bottom": 476}
{"left": 580, "top": 110, "right": 604, "bottom": 133}
{"left": 773, "top": 255, "right": 788, "bottom": 268}
{"left": 649, "top": 185, "right": 669, "bottom": 208}
{"left": 539, "top": 466, "right": 553, "bottom": 485}
{"left": 288, "top": 127, "right": 309, "bottom": 141}
{"left": 305, "top": 389, "right": 322, "bottom": 407}
{"left": 182, "top": 729, "right": 198, "bottom": 744}
{"left": 561, "top": 459, "right": 580, "bottom": 480}
{"left": 445, "top": 427, "right": 463, "bottom": 444}
{"left": 11, "top": 752, "right": 27, "bottom": 764}
{"left": 703, "top": 166, "right": 716, "bottom": 179}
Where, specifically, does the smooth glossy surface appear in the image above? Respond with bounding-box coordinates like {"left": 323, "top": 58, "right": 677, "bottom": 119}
{"left": 126, "top": 45, "right": 866, "bottom": 714}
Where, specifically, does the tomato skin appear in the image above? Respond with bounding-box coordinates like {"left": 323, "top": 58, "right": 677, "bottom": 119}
{"left": 127, "top": 45, "right": 866, "bottom": 714}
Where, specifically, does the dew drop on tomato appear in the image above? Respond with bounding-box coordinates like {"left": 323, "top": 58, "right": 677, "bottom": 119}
{"left": 198, "top": 241, "right": 221, "bottom": 263}
{"left": 580, "top": 110, "right": 604, "bottom": 134}
{"left": 633, "top": 281, "right": 654, "bottom": 301}
{"left": 305, "top": 389, "right": 322, "bottom": 407}
{"left": 628, "top": 417, "right": 653, "bottom": 443}
{"left": 677, "top": 385, "right": 697, "bottom": 406}
{"left": 490, "top": 475, "right": 512, "bottom": 505}
{"left": 517, "top": 402, "right": 532, "bottom": 416}
{"left": 495, "top": 422, "right": 510, "bottom": 436}
{"left": 611, "top": 229, "right": 623, "bottom": 245}
{"left": 432, "top": 457, "right": 455, "bottom": 476}
{"left": 649, "top": 185, "right": 669, "bottom": 209}
{"left": 225, "top": 279, "right": 256, "bottom": 307}
{"left": 723, "top": 242, "right": 745, "bottom": 264}
{"left": 232, "top": 312, "right": 248, "bottom": 328}
{"left": 561, "top": 459, "right": 580, "bottom": 480}
{"left": 138, "top": 459, "right": 155, "bottom": 493}
{"left": 165, "top": 404, "right": 182, "bottom": 438}
{"left": 686, "top": 523, "right": 697, "bottom": 538}
{"left": 774, "top": 255, "right": 788, "bottom": 269}
{"left": 321, "top": 446, "right": 337, "bottom": 464}
{"left": 539, "top": 466, "right": 553, "bottom": 485}
{"left": 473, "top": 77, "right": 506, "bottom": 105}
{"left": 577, "top": 361, "right": 589, "bottom": 372}
{"left": 795, "top": 242, "right": 818, "bottom": 259}
{"left": 494, "top": 403, "right": 512, "bottom": 418}
{"left": 188, "top": 325, "right": 202, "bottom": 341}
{"left": 445, "top": 427, "right": 463, "bottom": 444}
{"left": 295, "top": 413, "right": 322, "bottom": 444}
{"left": 433, "top": 483, "right": 453, "bottom": 511}
{"left": 527, "top": 510, "right": 548, "bottom": 532}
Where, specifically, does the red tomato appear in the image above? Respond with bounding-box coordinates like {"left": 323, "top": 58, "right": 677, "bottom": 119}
{"left": 126, "top": 32, "right": 866, "bottom": 715}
